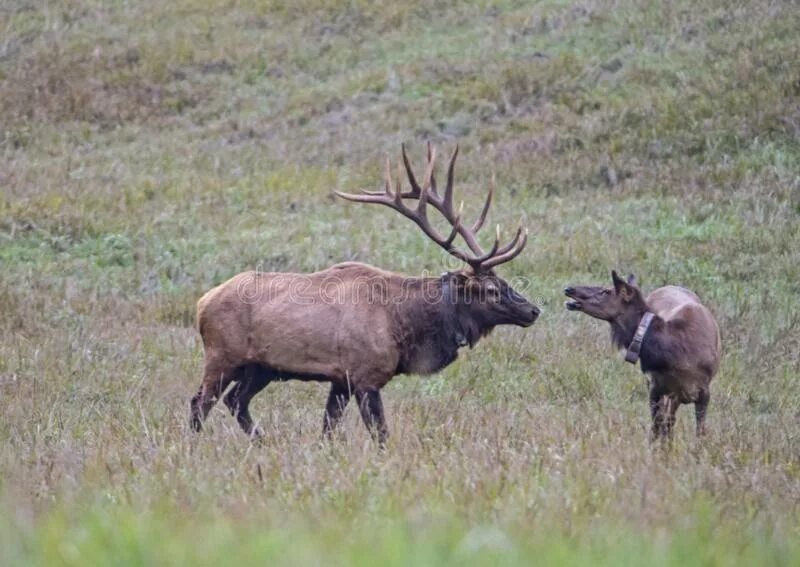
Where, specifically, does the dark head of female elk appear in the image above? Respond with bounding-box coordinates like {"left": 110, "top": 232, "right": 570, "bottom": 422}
{"left": 564, "top": 271, "right": 646, "bottom": 320}
{"left": 564, "top": 270, "right": 650, "bottom": 349}
{"left": 337, "top": 143, "right": 539, "bottom": 341}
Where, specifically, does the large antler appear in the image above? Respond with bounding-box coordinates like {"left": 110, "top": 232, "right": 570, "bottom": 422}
{"left": 335, "top": 144, "right": 528, "bottom": 272}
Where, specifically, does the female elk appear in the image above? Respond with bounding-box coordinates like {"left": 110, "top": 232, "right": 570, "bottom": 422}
{"left": 564, "top": 271, "right": 721, "bottom": 439}
{"left": 191, "top": 145, "right": 539, "bottom": 443}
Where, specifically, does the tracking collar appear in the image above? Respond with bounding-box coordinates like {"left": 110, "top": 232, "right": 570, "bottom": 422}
{"left": 625, "top": 311, "right": 654, "bottom": 364}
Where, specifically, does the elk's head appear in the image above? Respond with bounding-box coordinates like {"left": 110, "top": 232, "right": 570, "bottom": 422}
{"left": 336, "top": 144, "right": 539, "bottom": 334}
{"left": 564, "top": 271, "right": 645, "bottom": 322}
{"left": 445, "top": 269, "right": 538, "bottom": 333}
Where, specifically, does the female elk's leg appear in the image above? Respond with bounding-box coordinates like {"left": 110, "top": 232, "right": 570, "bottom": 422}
{"left": 663, "top": 396, "right": 679, "bottom": 439}
{"left": 650, "top": 389, "right": 678, "bottom": 441}
{"left": 694, "top": 388, "right": 710, "bottom": 436}
{"left": 649, "top": 388, "right": 663, "bottom": 441}
{"left": 224, "top": 365, "right": 272, "bottom": 437}
{"left": 355, "top": 388, "right": 388, "bottom": 446}
{"left": 190, "top": 360, "right": 239, "bottom": 432}
{"left": 322, "top": 383, "right": 351, "bottom": 438}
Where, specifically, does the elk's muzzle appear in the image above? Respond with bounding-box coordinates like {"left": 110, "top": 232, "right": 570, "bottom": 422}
{"left": 564, "top": 288, "right": 582, "bottom": 311}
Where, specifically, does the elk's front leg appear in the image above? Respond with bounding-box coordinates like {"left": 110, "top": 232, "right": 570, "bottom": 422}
{"left": 322, "top": 382, "right": 351, "bottom": 438}
{"left": 650, "top": 390, "right": 679, "bottom": 441}
{"left": 356, "top": 388, "right": 388, "bottom": 446}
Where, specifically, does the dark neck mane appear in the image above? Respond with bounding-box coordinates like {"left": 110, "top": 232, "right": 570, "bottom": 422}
{"left": 609, "top": 300, "right": 651, "bottom": 350}
{"left": 638, "top": 317, "right": 669, "bottom": 373}
{"left": 609, "top": 301, "right": 669, "bottom": 373}
{"left": 390, "top": 277, "right": 490, "bottom": 375}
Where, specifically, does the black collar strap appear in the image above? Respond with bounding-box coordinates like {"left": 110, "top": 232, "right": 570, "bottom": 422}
{"left": 625, "top": 312, "right": 654, "bottom": 364}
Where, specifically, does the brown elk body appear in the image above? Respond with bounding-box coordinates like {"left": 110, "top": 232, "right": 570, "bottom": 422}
{"left": 190, "top": 146, "right": 539, "bottom": 443}
{"left": 564, "top": 272, "right": 721, "bottom": 439}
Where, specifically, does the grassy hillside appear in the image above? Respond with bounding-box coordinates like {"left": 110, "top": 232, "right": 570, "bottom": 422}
{"left": 1, "top": 0, "right": 799, "bottom": 564}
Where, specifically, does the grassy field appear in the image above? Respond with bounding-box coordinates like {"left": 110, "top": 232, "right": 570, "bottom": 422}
{"left": 1, "top": 0, "right": 799, "bottom": 564}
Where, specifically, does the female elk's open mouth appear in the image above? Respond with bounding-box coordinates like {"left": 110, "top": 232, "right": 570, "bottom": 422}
{"left": 563, "top": 288, "right": 582, "bottom": 311}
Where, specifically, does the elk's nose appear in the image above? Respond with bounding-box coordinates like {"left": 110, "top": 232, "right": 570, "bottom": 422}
{"left": 564, "top": 287, "right": 575, "bottom": 296}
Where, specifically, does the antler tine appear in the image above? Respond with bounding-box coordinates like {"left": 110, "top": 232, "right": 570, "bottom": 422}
{"left": 492, "top": 227, "right": 523, "bottom": 257}
{"left": 466, "top": 242, "right": 500, "bottom": 271}
{"left": 334, "top": 190, "right": 390, "bottom": 203}
{"left": 445, "top": 149, "right": 489, "bottom": 258}
{"left": 420, "top": 145, "right": 437, "bottom": 192}
{"left": 427, "top": 141, "right": 438, "bottom": 195}
{"left": 384, "top": 156, "right": 395, "bottom": 197}
{"left": 442, "top": 145, "right": 459, "bottom": 218}
{"left": 443, "top": 212, "right": 462, "bottom": 248}
{"left": 482, "top": 228, "right": 529, "bottom": 270}
{"left": 414, "top": 145, "right": 437, "bottom": 222}
{"left": 395, "top": 160, "right": 404, "bottom": 196}
{"left": 458, "top": 216, "right": 488, "bottom": 258}
{"left": 401, "top": 144, "right": 422, "bottom": 198}
{"left": 462, "top": 226, "right": 500, "bottom": 269}
{"left": 334, "top": 156, "right": 394, "bottom": 203}
{"left": 441, "top": 201, "right": 465, "bottom": 248}
{"left": 471, "top": 173, "right": 493, "bottom": 233}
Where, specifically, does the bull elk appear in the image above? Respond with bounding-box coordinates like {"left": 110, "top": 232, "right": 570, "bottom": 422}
{"left": 190, "top": 145, "right": 539, "bottom": 443}
{"left": 564, "top": 271, "right": 721, "bottom": 440}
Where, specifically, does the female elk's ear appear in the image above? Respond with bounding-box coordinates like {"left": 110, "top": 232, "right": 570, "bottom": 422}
{"left": 611, "top": 270, "right": 626, "bottom": 290}
{"left": 627, "top": 273, "right": 638, "bottom": 287}
{"left": 612, "top": 270, "right": 634, "bottom": 301}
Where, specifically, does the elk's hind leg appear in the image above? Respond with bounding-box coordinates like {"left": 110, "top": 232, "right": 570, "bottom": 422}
{"left": 224, "top": 364, "right": 272, "bottom": 438}
{"left": 190, "top": 358, "right": 241, "bottom": 432}
{"left": 694, "top": 387, "right": 710, "bottom": 436}
{"left": 356, "top": 388, "right": 388, "bottom": 446}
{"left": 322, "top": 382, "right": 352, "bottom": 439}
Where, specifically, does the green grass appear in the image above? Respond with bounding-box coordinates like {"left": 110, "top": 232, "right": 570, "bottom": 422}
{"left": 1, "top": 0, "right": 799, "bottom": 564}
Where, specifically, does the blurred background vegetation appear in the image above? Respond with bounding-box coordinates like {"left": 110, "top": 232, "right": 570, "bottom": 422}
{"left": 1, "top": 0, "right": 799, "bottom": 564}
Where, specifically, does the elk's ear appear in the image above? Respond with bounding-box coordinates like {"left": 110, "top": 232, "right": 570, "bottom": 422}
{"left": 612, "top": 270, "right": 634, "bottom": 301}
{"left": 627, "top": 273, "right": 638, "bottom": 288}
{"left": 452, "top": 272, "right": 471, "bottom": 288}
{"left": 611, "top": 270, "right": 626, "bottom": 290}
{"left": 465, "top": 275, "right": 483, "bottom": 292}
